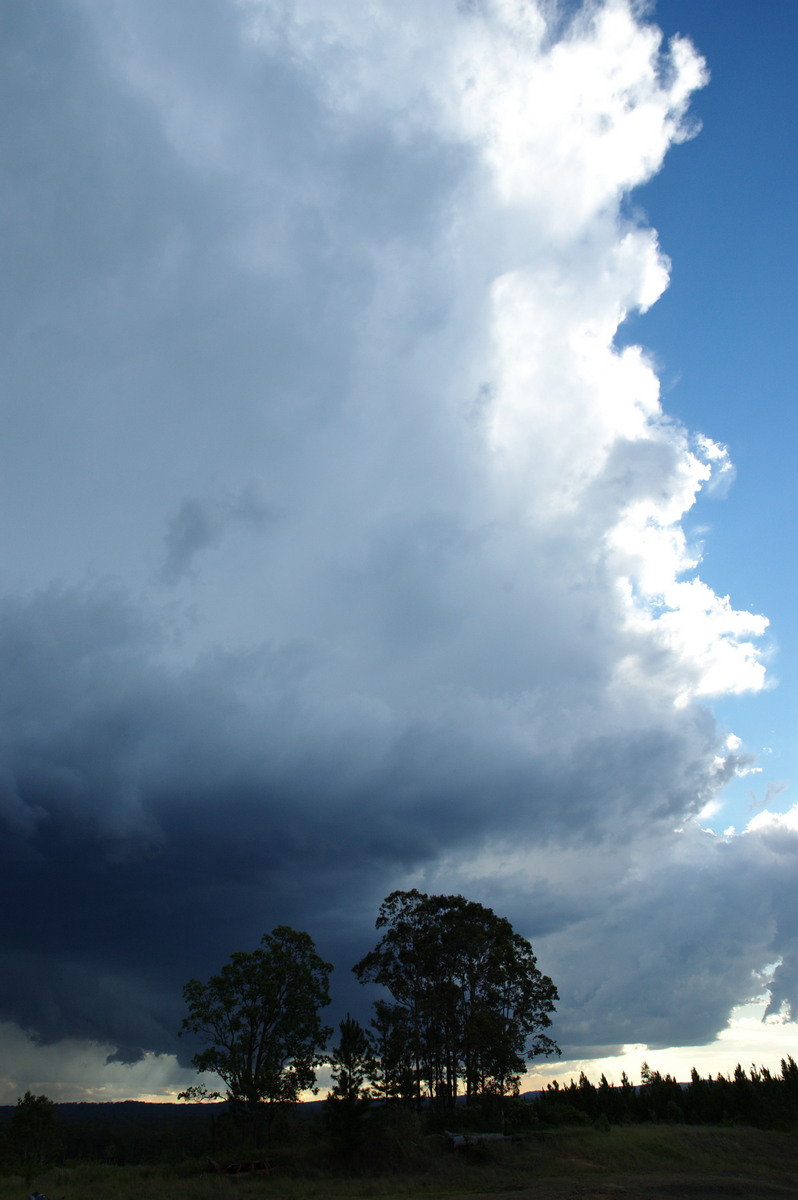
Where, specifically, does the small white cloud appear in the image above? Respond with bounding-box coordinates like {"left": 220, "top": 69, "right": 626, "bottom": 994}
{"left": 745, "top": 804, "right": 798, "bottom": 836}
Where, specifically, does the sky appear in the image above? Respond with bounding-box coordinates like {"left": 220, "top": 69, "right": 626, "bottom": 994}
{"left": 0, "top": 0, "right": 796, "bottom": 1104}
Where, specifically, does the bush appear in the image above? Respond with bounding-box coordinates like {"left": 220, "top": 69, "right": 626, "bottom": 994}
{"left": 534, "top": 1101, "right": 591, "bottom": 1128}
{"left": 359, "top": 1105, "right": 429, "bottom": 1172}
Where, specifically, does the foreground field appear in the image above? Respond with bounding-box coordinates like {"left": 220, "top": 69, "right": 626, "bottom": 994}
{"left": 3, "top": 1125, "right": 798, "bottom": 1200}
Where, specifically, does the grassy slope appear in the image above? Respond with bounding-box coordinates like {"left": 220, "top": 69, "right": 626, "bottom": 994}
{"left": 3, "top": 1125, "right": 798, "bottom": 1200}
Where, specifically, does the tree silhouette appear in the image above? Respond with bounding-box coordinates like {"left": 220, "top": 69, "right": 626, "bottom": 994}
{"left": 180, "top": 926, "right": 332, "bottom": 1146}
{"left": 9, "top": 1092, "right": 58, "bottom": 1185}
{"left": 354, "top": 890, "right": 558, "bottom": 1110}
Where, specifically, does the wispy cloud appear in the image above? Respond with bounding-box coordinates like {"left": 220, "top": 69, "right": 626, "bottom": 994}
{"left": 160, "top": 485, "right": 274, "bottom": 584}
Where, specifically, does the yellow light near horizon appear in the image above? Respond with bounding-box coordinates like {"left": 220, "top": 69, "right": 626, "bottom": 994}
{"left": 522, "top": 1000, "right": 797, "bottom": 1091}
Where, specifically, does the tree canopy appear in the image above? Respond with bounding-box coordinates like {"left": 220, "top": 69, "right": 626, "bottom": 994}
{"left": 181, "top": 925, "right": 332, "bottom": 1140}
{"left": 354, "top": 890, "right": 559, "bottom": 1108}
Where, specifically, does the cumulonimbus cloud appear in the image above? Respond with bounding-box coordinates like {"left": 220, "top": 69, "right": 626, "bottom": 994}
{"left": 0, "top": 0, "right": 785, "bottom": 1094}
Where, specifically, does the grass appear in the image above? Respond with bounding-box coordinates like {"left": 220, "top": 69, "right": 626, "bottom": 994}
{"left": 3, "top": 1125, "right": 798, "bottom": 1200}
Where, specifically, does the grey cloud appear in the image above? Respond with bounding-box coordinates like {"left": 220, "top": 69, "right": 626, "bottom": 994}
{"left": 160, "top": 485, "right": 274, "bottom": 583}
{"left": 0, "top": 581, "right": 784, "bottom": 1062}
{"left": 533, "top": 825, "right": 798, "bottom": 1053}
{"left": 106, "top": 1047, "right": 146, "bottom": 1066}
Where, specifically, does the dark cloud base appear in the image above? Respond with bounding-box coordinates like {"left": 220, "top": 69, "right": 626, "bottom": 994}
{"left": 0, "top": 584, "right": 791, "bottom": 1067}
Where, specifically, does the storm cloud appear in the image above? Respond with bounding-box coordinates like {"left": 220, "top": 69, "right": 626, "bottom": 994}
{"left": 0, "top": 0, "right": 789, "bottom": 1097}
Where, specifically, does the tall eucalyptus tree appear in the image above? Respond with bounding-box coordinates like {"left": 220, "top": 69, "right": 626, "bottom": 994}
{"left": 354, "top": 890, "right": 558, "bottom": 1109}
{"left": 181, "top": 926, "right": 332, "bottom": 1144}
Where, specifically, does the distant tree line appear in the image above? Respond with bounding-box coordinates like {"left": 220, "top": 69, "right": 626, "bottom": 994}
{"left": 0, "top": 1096, "right": 218, "bottom": 1170}
{"left": 534, "top": 1058, "right": 798, "bottom": 1131}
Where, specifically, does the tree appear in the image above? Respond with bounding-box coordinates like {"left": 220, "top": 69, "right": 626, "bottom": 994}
{"left": 180, "top": 926, "right": 333, "bottom": 1145}
{"left": 354, "top": 890, "right": 559, "bottom": 1110}
{"left": 8, "top": 1092, "right": 58, "bottom": 1184}
{"left": 328, "top": 1013, "right": 378, "bottom": 1104}
{"left": 369, "top": 999, "right": 417, "bottom": 1103}
{"left": 325, "top": 1014, "right": 378, "bottom": 1163}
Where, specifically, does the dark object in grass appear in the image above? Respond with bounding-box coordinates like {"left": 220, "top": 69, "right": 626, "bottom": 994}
{"left": 207, "top": 1157, "right": 272, "bottom": 1175}
{"left": 445, "top": 1131, "right": 508, "bottom": 1148}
